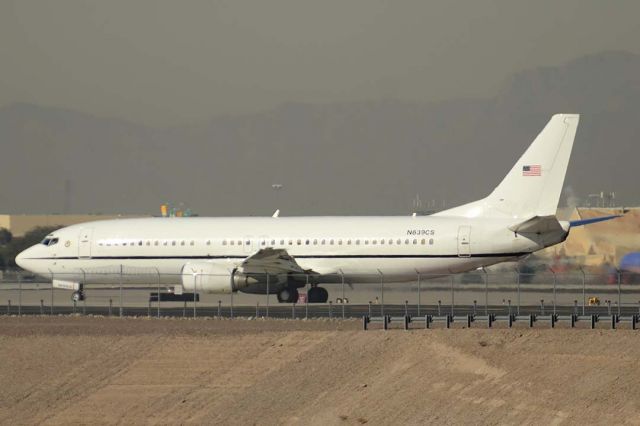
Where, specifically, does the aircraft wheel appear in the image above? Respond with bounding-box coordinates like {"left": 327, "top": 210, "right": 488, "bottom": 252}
{"left": 277, "top": 287, "right": 299, "bottom": 303}
{"left": 308, "top": 287, "right": 329, "bottom": 303}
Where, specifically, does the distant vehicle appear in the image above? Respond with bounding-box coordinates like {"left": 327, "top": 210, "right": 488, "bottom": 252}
{"left": 620, "top": 253, "right": 640, "bottom": 284}
{"left": 16, "top": 114, "right": 619, "bottom": 303}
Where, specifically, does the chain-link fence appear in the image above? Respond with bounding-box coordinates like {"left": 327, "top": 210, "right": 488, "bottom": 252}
{"left": 1, "top": 269, "right": 638, "bottom": 319}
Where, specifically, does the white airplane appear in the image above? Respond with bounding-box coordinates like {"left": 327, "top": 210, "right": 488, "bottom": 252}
{"left": 15, "top": 114, "right": 618, "bottom": 303}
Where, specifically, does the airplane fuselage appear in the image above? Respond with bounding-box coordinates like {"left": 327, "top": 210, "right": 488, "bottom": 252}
{"left": 16, "top": 215, "right": 558, "bottom": 288}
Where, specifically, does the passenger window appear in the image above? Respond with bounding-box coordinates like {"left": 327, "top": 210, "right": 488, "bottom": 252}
{"left": 313, "top": 239, "right": 318, "bottom": 245}
{"left": 288, "top": 240, "right": 293, "bottom": 245}
{"left": 388, "top": 239, "right": 393, "bottom": 245}
{"left": 297, "top": 239, "right": 302, "bottom": 245}
{"left": 421, "top": 239, "right": 426, "bottom": 245}
{"left": 238, "top": 240, "right": 242, "bottom": 245}
{"left": 338, "top": 239, "right": 342, "bottom": 245}
{"left": 172, "top": 241, "right": 177, "bottom": 246}
{"left": 356, "top": 240, "right": 360, "bottom": 245}
{"left": 413, "top": 239, "right": 417, "bottom": 244}
{"left": 146, "top": 241, "right": 151, "bottom": 246}
{"left": 230, "top": 241, "right": 235, "bottom": 245}
{"left": 280, "top": 239, "right": 285, "bottom": 245}
{"left": 397, "top": 239, "right": 401, "bottom": 245}
{"left": 321, "top": 239, "right": 326, "bottom": 245}
{"left": 347, "top": 240, "right": 352, "bottom": 245}
{"left": 271, "top": 240, "right": 276, "bottom": 245}
{"left": 330, "top": 239, "right": 334, "bottom": 245}
{"left": 191, "top": 241, "right": 195, "bottom": 246}
{"left": 365, "top": 240, "right": 369, "bottom": 245}
{"left": 305, "top": 239, "right": 310, "bottom": 245}
{"left": 429, "top": 238, "right": 434, "bottom": 245}
{"left": 380, "top": 239, "right": 384, "bottom": 245}
{"left": 372, "top": 240, "right": 377, "bottom": 245}
{"left": 181, "top": 241, "right": 185, "bottom": 246}
{"left": 222, "top": 240, "right": 227, "bottom": 246}
{"left": 405, "top": 239, "right": 410, "bottom": 245}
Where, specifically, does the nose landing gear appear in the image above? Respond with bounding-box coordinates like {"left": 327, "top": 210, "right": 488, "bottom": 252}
{"left": 71, "top": 285, "right": 85, "bottom": 302}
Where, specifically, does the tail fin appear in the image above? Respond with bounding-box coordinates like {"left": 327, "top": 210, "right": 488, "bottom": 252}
{"left": 435, "top": 114, "right": 580, "bottom": 219}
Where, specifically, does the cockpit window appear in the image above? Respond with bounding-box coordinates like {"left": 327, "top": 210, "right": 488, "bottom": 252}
{"left": 40, "top": 237, "right": 59, "bottom": 246}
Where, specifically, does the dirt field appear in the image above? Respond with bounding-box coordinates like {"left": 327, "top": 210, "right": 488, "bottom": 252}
{"left": 1, "top": 317, "right": 640, "bottom": 425}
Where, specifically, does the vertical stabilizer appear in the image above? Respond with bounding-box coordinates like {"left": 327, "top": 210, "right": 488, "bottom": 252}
{"left": 435, "top": 114, "right": 580, "bottom": 219}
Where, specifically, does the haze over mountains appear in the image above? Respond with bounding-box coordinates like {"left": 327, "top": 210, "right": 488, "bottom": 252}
{"left": 1, "top": 51, "right": 639, "bottom": 216}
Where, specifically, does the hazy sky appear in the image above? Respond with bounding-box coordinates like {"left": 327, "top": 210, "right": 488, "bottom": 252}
{"left": 1, "top": 0, "right": 639, "bottom": 125}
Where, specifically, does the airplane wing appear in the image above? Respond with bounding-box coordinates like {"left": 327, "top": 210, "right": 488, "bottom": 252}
{"left": 239, "top": 247, "right": 311, "bottom": 275}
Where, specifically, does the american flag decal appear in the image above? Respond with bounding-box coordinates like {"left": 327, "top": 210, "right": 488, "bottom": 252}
{"left": 522, "top": 165, "right": 541, "bottom": 176}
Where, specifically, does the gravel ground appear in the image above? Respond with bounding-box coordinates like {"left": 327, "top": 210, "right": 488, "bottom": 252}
{"left": 1, "top": 316, "right": 639, "bottom": 425}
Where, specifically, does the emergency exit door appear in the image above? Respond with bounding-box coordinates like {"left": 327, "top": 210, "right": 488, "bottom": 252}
{"left": 457, "top": 226, "right": 471, "bottom": 257}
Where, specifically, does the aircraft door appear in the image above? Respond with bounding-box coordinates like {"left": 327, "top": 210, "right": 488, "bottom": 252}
{"left": 78, "top": 228, "right": 93, "bottom": 258}
{"left": 457, "top": 226, "right": 471, "bottom": 257}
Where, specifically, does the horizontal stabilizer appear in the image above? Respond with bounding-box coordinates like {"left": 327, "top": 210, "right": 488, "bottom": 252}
{"left": 569, "top": 215, "right": 621, "bottom": 228}
{"left": 508, "top": 216, "right": 565, "bottom": 234}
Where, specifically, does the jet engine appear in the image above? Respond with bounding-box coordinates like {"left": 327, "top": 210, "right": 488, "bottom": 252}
{"left": 181, "top": 262, "right": 257, "bottom": 294}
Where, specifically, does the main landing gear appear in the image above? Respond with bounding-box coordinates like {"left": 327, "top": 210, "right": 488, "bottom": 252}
{"left": 307, "top": 286, "right": 329, "bottom": 304}
{"left": 277, "top": 287, "right": 299, "bottom": 303}
{"left": 276, "top": 285, "right": 329, "bottom": 303}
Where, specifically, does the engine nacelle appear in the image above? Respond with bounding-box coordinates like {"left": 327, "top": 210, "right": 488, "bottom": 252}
{"left": 181, "top": 262, "right": 257, "bottom": 294}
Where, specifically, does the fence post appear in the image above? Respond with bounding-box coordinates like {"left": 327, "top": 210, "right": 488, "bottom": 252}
{"left": 329, "top": 301, "right": 333, "bottom": 319}
{"left": 305, "top": 274, "right": 309, "bottom": 320}
{"left": 580, "top": 267, "right": 586, "bottom": 316}
{"left": 617, "top": 269, "right": 622, "bottom": 316}
{"left": 416, "top": 271, "right": 421, "bottom": 317}
{"left": 119, "top": 265, "right": 123, "bottom": 317}
{"left": 378, "top": 270, "right": 384, "bottom": 318}
{"left": 265, "top": 272, "right": 270, "bottom": 319}
{"left": 193, "top": 275, "right": 197, "bottom": 319}
{"left": 341, "top": 271, "right": 345, "bottom": 320}
{"left": 450, "top": 274, "right": 455, "bottom": 317}
{"left": 17, "top": 272, "right": 22, "bottom": 316}
{"left": 40, "top": 299, "right": 44, "bottom": 315}
{"left": 404, "top": 300, "right": 409, "bottom": 317}
{"left": 256, "top": 301, "right": 259, "bottom": 318}
{"left": 550, "top": 267, "right": 556, "bottom": 316}
{"left": 109, "top": 298, "right": 112, "bottom": 316}
{"left": 515, "top": 267, "right": 520, "bottom": 316}
{"left": 156, "top": 269, "right": 161, "bottom": 319}
{"left": 483, "top": 267, "right": 488, "bottom": 316}
{"left": 49, "top": 269, "right": 54, "bottom": 315}
{"left": 437, "top": 300, "right": 441, "bottom": 316}
{"left": 7, "top": 299, "right": 11, "bottom": 315}
{"left": 218, "top": 300, "right": 222, "bottom": 318}
{"left": 230, "top": 291, "right": 234, "bottom": 319}
{"left": 81, "top": 269, "right": 87, "bottom": 316}
{"left": 540, "top": 299, "right": 545, "bottom": 316}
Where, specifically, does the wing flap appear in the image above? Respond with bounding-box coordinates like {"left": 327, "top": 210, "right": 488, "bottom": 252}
{"left": 240, "top": 248, "right": 307, "bottom": 275}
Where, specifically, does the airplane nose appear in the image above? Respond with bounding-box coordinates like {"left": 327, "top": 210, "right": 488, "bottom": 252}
{"left": 15, "top": 248, "right": 31, "bottom": 271}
